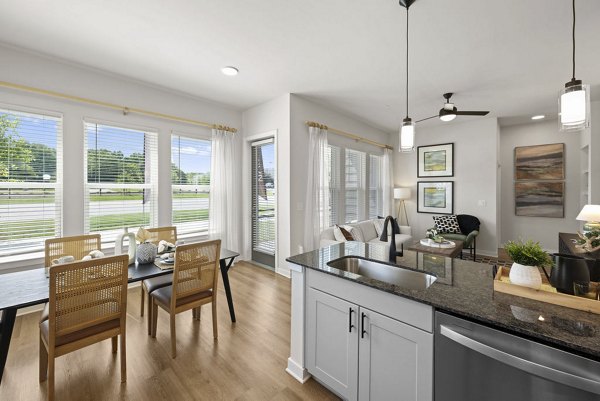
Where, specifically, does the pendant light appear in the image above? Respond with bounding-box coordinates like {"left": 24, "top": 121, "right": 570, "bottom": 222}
{"left": 559, "top": 0, "right": 590, "bottom": 132}
{"left": 399, "top": 1, "right": 415, "bottom": 152}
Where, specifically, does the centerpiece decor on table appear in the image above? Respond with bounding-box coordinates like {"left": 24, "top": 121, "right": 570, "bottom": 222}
{"left": 425, "top": 228, "right": 444, "bottom": 243}
{"left": 505, "top": 239, "right": 552, "bottom": 289}
{"left": 575, "top": 230, "right": 600, "bottom": 253}
{"left": 135, "top": 227, "right": 157, "bottom": 264}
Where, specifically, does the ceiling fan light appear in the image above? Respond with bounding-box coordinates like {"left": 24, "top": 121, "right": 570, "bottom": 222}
{"left": 439, "top": 108, "right": 456, "bottom": 122}
{"left": 559, "top": 80, "right": 590, "bottom": 131}
{"left": 399, "top": 117, "right": 415, "bottom": 153}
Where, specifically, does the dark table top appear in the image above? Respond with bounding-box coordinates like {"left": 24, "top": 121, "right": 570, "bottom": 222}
{"left": 287, "top": 241, "right": 600, "bottom": 361}
{"left": 0, "top": 248, "right": 239, "bottom": 311}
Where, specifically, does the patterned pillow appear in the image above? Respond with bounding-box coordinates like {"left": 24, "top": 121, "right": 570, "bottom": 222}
{"left": 333, "top": 225, "right": 354, "bottom": 242}
{"left": 373, "top": 219, "right": 385, "bottom": 237}
{"left": 433, "top": 215, "right": 462, "bottom": 234}
{"left": 343, "top": 225, "right": 364, "bottom": 242}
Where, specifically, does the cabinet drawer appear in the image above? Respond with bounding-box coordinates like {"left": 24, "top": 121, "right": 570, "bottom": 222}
{"left": 307, "top": 268, "right": 433, "bottom": 333}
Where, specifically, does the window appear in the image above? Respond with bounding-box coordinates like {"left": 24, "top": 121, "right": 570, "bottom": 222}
{"left": 326, "top": 144, "right": 383, "bottom": 226}
{"left": 0, "top": 108, "right": 62, "bottom": 256}
{"left": 344, "top": 149, "right": 366, "bottom": 223}
{"left": 369, "top": 154, "right": 382, "bottom": 219}
{"left": 171, "top": 134, "right": 211, "bottom": 237}
{"left": 84, "top": 122, "right": 157, "bottom": 243}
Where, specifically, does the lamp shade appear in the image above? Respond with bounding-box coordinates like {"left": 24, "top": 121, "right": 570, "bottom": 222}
{"left": 576, "top": 205, "right": 600, "bottom": 222}
{"left": 399, "top": 118, "right": 415, "bottom": 152}
{"left": 559, "top": 81, "right": 590, "bottom": 131}
{"left": 394, "top": 187, "right": 411, "bottom": 200}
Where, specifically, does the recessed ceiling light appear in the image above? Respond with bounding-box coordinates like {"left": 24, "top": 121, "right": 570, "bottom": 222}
{"left": 221, "top": 66, "right": 239, "bottom": 76}
{"left": 531, "top": 115, "right": 545, "bottom": 120}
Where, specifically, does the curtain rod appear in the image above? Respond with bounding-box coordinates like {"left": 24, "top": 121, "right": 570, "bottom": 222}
{"left": 0, "top": 80, "right": 238, "bottom": 133}
{"left": 305, "top": 121, "right": 393, "bottom": 150}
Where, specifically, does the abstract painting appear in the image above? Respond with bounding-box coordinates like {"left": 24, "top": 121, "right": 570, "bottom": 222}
{"left": 418, "top": 143, "right": 454, "bottom": 177}
{"left": 515, "top": 181, "right": 564, "bottom": 218}
{"left": 417, "top": 181, "right": 454, "bottom": 214}
{"left": 514, "top": 143, "right": 565, "bottom": 180}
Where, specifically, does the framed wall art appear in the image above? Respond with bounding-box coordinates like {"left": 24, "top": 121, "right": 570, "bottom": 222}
{"left": 514, "top": 143, "right": 565, "bottom": 180}
{"left": 418, "top": 143, "right": 454, "bottom": 177}
{"left": 515, "top": 181, "right": 565, "bottom": 218}
{"left": 417, "top": 181, "right": 454, "bottom": 214}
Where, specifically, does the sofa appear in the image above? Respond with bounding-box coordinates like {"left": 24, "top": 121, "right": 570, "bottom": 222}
{"left": 320, "top": 218, "right": 412, "bottom": 249}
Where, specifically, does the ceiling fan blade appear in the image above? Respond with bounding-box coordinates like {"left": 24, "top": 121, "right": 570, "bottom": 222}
{"left": 416, "top": 115, "right": 438, "bottom": 123}
{"left": 455, "top": 110, "right": 489, "bottom": 116}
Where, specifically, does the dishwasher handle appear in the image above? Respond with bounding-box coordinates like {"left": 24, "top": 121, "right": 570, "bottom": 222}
{"left": 440, "top": 324, "right": 600, "bottom": 395}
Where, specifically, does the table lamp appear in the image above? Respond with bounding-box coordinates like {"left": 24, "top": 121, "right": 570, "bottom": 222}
{"left": 394, "top": 187, "right": 411, "bottom": 226}
{"left": 576, "top": 204, "right": 600, "bottom": 234}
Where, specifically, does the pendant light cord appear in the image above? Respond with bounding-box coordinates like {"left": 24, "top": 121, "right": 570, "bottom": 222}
{"left": 572, "top": 0, "right": 576, "bottom": 80}
{"left": 405, "top": 5, "right": 409, "bottom": 118}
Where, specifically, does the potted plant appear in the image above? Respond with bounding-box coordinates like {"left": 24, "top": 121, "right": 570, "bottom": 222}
{"left": 504, "top": 239, "right": 552, "bottom": 289}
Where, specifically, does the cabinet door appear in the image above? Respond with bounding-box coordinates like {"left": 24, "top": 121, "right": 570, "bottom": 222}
{"left": 358, "top": 308, "right": 433, "bottom": 401}
{"left": 306, "top": 287, "right": 359, "bottom": 401}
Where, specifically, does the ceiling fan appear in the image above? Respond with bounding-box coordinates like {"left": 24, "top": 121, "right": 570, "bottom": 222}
{"left": 417, "top": 93, "right": 490, "bottom": 123}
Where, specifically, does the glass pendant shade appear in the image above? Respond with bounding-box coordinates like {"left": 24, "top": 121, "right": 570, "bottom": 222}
{"left": 399, "top": 118, "right": 415, "bottom": 153}
{"left": 559, "top": 80, "right": 590, "bottom": 131}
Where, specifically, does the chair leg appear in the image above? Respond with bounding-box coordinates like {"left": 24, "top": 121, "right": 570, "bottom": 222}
{"left": 147, "top": 290, "right": 153, "bottom": 336}
{"left": 194, "top": 307, "right": 201, "bottom": 321}
{"left": 111, "top": 336, "right": 117, "bottom": 353}
{"left": 192, "top": 307, "right": 197, "bottom": 320}
{"left": 170, "top": 315, "right": 177, "bottom": 358}
{"left": 151, "top": 301, "right": 158, "bottom": 338}
{"left": 120, "top": 333, "right": 127, "bottom": 383}
{"left": 140, "top": 285, "right": 145, "bottom": 317}
{"left": 39, "top": 337, "right": 48, "bottom": 382}
{"left": 48, "top": 353, "right": 55, "bottom": 401}
{"left": 212, "top": 301, "right": 218, "bottom": 340}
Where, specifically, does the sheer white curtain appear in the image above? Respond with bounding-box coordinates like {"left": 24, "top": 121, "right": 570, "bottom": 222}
{"left": 303, "top": 126, "right": 330, "bottom": 251}
{"left": 209, "top": 128, "right": 239, "bottom": 251}
{"left": 382, "top": 148, "right": 394, "bottom": 217}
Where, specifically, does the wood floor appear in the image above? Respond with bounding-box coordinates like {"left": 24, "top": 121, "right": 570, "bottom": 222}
{"left": 0, "top": 262, "right": 338, "bottom": 401}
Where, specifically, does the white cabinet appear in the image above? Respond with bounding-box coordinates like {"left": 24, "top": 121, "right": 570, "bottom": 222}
{"left": 358, "top": 308, "right": 433, "bottom": 401}
{"left": 306, "top": 288, "right": 359, "bottom": 401}
{"left": 305, "top": 270, "right": 433, "bottom": 401}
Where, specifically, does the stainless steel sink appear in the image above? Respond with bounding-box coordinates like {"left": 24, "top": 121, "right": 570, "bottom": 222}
{"left": 327, "top": 256, "right": 437, "bottom": 290}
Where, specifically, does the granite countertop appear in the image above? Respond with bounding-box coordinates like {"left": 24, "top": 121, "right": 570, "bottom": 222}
{"left": 286, "top": 241, "right": 600, "bottom": 360}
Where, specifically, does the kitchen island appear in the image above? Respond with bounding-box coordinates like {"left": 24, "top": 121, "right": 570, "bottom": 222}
{"left": 286, "top": 241, "right": 600, "bottom": 400}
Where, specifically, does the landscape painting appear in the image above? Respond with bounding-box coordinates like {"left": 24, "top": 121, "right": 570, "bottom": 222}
{"left": 514, "top": 143, "right": 564, "bottom": 180}
{"left": 418, "top": 143, "right": 454, "bottom": 177}
{"left": 515, "top": 181, "right": 564, "bottom": 218}
{"left": 417, "top": 181, "right": 454, "bottom": 214}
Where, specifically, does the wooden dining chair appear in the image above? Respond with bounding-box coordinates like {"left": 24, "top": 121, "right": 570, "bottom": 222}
{"left": 150, "top": 240, "right": 221, "bottom": 358}
{"left": 44, "top": 234, "right": 102, "bottom": 268}
{"left": 39, "top": 254, "right": 128, "bottom": 401}
{"left": 140, "top": 226, "right": 178, "bottom": 319}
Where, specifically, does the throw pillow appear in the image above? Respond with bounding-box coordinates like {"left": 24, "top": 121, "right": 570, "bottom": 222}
{"left": 373, "top": 219, "right": 385, "bottom": 237}
{"left": 342, "top": 225, "right": 364, "bottom": 242}
{"left": 333, "top": 225, "right": 354, "bottom": 242}
{"left": 433, "top": 215, "right": 462, "bottom": 234}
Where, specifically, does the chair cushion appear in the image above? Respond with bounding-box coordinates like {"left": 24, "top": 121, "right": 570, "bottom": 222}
{"left": 440, "top": 233, "right": 468, "bottom": 243}
{"left": 152, "top": 285, "right": 213, "bottom": 308}
{"left": 456, "top": 214, "right": 481, "bottom": 234}
{"left": 40, "top": 318, "right": 120, "bottom": 347}
{"left": 143, "top": 274, "right": 173, "bottom": 293}
{"left": 433, "top": 215, "right": 461, "bottom": 234}
{"left": 40, "top": 303, "right": 49, "bottom": 323}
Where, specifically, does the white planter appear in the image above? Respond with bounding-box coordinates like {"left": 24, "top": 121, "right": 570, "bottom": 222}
{"left": 509, "top": 262, "right": 542, "bottom": 289}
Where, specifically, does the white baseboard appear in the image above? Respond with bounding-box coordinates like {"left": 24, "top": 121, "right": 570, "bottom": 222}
{"left": 286, "top": 358, "right": 311, "bottom": 383}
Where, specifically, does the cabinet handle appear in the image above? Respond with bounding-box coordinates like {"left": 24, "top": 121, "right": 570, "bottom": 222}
{"left": 361, "top": 312, "right": 367, "bottom": 338}
{"left": 348, "top": 308, "right": 354, "bottom": 332}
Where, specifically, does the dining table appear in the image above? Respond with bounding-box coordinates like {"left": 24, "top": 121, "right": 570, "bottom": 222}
{"left": 0, "top": 247, "right": 240, "bottom": 384}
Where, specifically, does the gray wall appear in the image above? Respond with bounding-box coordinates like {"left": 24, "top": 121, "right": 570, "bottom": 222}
{"left": 499, "top": 119, "right": 581, "bottom": 251}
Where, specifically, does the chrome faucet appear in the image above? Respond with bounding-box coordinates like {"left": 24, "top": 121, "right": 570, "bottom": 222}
{"left": 381, "top": 215, "right": 403, "bottom": 263}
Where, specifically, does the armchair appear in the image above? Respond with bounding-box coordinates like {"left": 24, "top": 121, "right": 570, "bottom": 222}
{"left": 434, "top": 214, "right": 480, "bottom": 260}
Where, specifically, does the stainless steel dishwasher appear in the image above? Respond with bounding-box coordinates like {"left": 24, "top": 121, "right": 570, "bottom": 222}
{"left": 435, "top": 311, "right": 600, "bottom": 401}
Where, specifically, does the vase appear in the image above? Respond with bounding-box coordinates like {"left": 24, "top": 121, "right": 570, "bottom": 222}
{"left": 115, "top": 229, "right": 136, "bottom": 265}
{"left": 136, "top": 242, "right": 157, "bottom": 264}
{"left": 509, "top": 262, "right": 542, "bottom": 289}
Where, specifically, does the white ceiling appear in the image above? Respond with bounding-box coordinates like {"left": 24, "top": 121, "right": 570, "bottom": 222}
{"left": 1, "top": 0, "right": 599, "bottom": 132}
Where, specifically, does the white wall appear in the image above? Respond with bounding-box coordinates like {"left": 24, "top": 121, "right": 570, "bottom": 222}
{"left": 499, "top": 119, "right": 581, "bottom": 251}
{"left": 289, "top": 94, "right": 393, "bottom": 256}
{"left": 242, "top": 94, "right": 291, "bottom": 276}
{"left": 394, "top": 118, "right": 499, "bottom": 256}
{"left": 590, "top": 100, "right": 600, "bottom": 204}
{"left": 0, "top": 45, "right": 242, "bottom": 270}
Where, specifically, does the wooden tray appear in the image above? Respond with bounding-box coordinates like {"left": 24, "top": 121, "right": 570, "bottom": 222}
{"left": 493, "top": 265, "right": 600, "bottom": 315}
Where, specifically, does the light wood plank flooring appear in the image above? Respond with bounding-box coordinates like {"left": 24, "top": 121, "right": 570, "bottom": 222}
{"left": 0, "top": 262, "right": 337, "bottom": 401}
